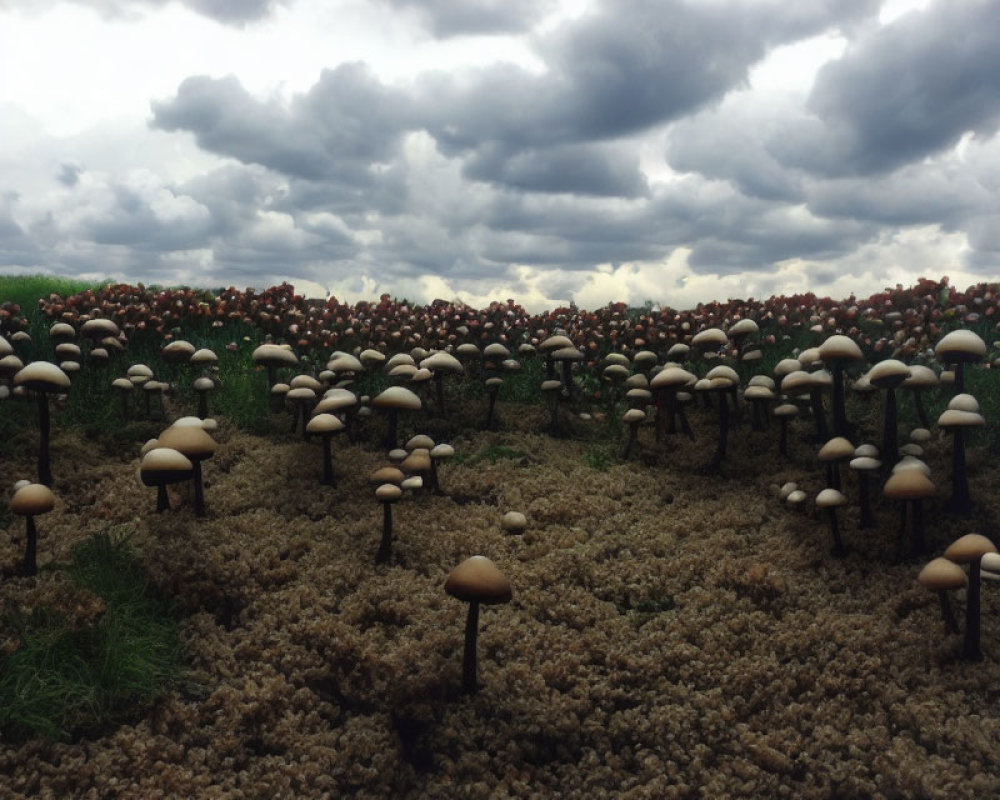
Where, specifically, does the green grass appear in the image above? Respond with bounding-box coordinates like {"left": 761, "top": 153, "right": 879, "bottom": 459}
{"left": 0, "top": 530, "right": 184, "bottom": 742}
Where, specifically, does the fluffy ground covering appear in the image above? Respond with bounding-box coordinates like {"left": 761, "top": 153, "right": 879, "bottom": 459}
{"left": 2, "top": 396, "right": 999, "bottom": 799}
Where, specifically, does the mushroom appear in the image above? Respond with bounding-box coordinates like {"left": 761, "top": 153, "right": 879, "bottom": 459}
{"left": 193, "top": 376, "right": 215, "bottom": 419}
{"left": 903, "top": 365, "right": 939, "bottom": 429}
{"left": 444, "top": 555, "right": 512, "bottom": 693}
{"left": 818, "top": 436, "right": 854, "bottom": 490}
{"left": 10, "top": 482, "right": 56, "bottom": 576}
{"left": 306, "top": 413, "right": 346, "bottom": 486}
{"left": 943, "top": 533, "right": 998, "bottom": 661}
{"left": 883, "top": 467, "right": 935, "bottom": 559}
{"left": 252, "top": 343, "right": 299, "bottom": 388}
{"left": 156, "top": 424, "right": 217, "bottom": 518}
{"left": 420, "top": 351, "right": 464, "bottom": 416}
{"left": 13, "top": 361, "right": 71, "bottom": 486}
{"left": 818, "top": 334, "right": 864, "bottom": 439}
{"left": 374, "top": 483, "right": 403, "bottom": 565}
{"left": 867, "top": 359, "right": 911, "bottom": 470}
{"left": 372, "top": 386, "right": 423, "bottom": 449}
{"left": 934, "top": 329, "right": 985, "bottom": 394}
{"left": 140, "top": 447, "right": 194, "bottom": 512}
{"left": 772, "top": 403, "right": 799, "bottom": 457}
{"left": 429, "top": 443, "right": 455, "bottom": 495}
{"left": 917, "top": 557, "right": 966, "bottom": 636}
{"left": 816, "top": 488, "right": 848, "bottom": 558}
{"left": 937, "top": 396, "right": 985, "bottom": 516}
{"left": 849, "top": 454, "right": 881, "bottom": 529}
{"left": 621, "top": 408, "right": 646, "bottom": 460}
{"left": 484, "top": 376, "right": 504, "bottom": 429}
{"left": 500, "top": 511, "right": 527, "bottom": 534}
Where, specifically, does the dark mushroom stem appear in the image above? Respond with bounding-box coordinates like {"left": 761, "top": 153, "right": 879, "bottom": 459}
{"left": 826, "top": 508, "right": 847, "bottom": 558}
{"left": 830, "top": 363, "right": 849, "bottom": 438}
{"left": 621, "top": 420, "right": 640, "bottom": 460}
{"left": 383, "top": 409, "right": 400, "bottom": 450}
{"left": 320, "top": 435, "right": 335, "bottom": 487}
{"left": 882, "top": 388, "right": 899, "bottom": 470}
{"left": 156, "top": 484, "right": 170, "bottom": 513}
{"left": 778, "top": 416, "right": 791, "bottom": 457}
{"left": 485, "top": 384, "right": 500, "bottom": 429}
{"left": 937, "top": 589, "right": 960, "bottom": 635}
{"left": 808, "top": 386, "right": 828, "bottom": 441}
{"left": 857, "top": 474, "right": 875, "bottom": 529}
{"left": 376, "top": 502, "right": 393, "bottom": 564}
{"left": 706, "top": 391, "right": 730, "bottom": 473}
{"left": 963, "top": 556, "right": 984, "bottom": 661}
{"left": 22, "top": 516, "right": 38, "bottom": 576}
{"left": 911, "top": 388, "right": 930, "bottom": 430}
{"left": 36, "top": 393, "right": 53, "bottom": 487}
{"left": 948, "top": 429, "right": 971, "bottom": 516}
{"left": 461, "top": 600, "right": 481, "bottom": 694}
{"left": 895, "top": 499, "right": 926, "bottom": 560}
{"left": 192, "top": 461, "right": 206, "bottom": 518}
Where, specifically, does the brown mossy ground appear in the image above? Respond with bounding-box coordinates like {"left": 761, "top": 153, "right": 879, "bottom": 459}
{"left": 2, "top": 393, "right": 1000, "bottom": 799}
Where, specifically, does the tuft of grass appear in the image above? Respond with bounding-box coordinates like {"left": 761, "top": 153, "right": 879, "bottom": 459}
{"left": 584, "top": 443, "right": 614, "bottom": 471}
{"left": 0, "top": 530, "right": 183, "bottom": 742}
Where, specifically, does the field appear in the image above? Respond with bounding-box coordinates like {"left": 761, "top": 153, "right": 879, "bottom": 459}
{"left": 1, "top": 276, "right": 1000, "bottom": 798}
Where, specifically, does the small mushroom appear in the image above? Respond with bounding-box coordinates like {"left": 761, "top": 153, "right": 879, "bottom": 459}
{"left": 943, "top": 533, "right": 998, "bottom": 661}
{"left": 10, "top": 482, "right": 56, "bottom": 576}
{"left": 500, "top": 511, "right": 527, "bottom": 534}
{"left": 156, "top": 424, "right": 217, "bottom": 518}
{"left": 374, "top": 483, "right": 403, "bottom": 564}
{"left": 816, "top": 488, "right": 848, "bottom": 558}
{"left": 140, "top": 447, "right": 194, "bottom": 512}
{"left": 306, "top": 413, "right": 346, "bottom": 486}
{"left": 917, "top": 557, "right": 966, "bottom": 636}
{"left": 444, "top": 555, "right": 512, "bottom": 693}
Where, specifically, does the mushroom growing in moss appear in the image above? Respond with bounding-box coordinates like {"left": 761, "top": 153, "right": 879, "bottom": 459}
{"left": 918, "top": 557, "right": 966, "bottom": 636}
{"left": 374, "top": 483, "right": 403, "bottom": 564}
{"left": 156, "top": 424, "right": 217, "bottom": 518}
{"left": 306, "top": 413, "right": 345, "bottom": 486}
{"left": 867, "top": 359, "right": 911, "bottom": 470}
{"left": 818, "top": 334, "right": 863, "bottom": 438}
{"left": 444, "top": 555, "right": 512, "bottom": 693}
{"left": 883, "top": 466, "right": 935, "bottom": 559}
{"left": 13, "top": 361, "right": 71, "bottom": 487}
{"left": 937, "top": 396, "right": 985, "bottom": 517}
{"left": 816, "top": 488, "right": 848, "bottom": 558}
{"left": 943, "top": 533, "right": 998, "bottom": 661}
{"left": 140, "top": 447, "right": 194, "bottom": 512}
{"left": 10, "top": 482, "right": 56, "bottom": 576}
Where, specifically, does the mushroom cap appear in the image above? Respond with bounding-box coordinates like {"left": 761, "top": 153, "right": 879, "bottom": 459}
{"left": 773, "top": 358, "right": 802, "bottom": 378}
{"left": 816, "top": 488, "right": 847, "bottom": 508}
{"left": 539, "top": 334, "right": 574, "bottom": 352}
{"left": 81, "top": 318, "right": 120, "bottom": 339}
{"left": 13, "top": 361, "right": 71, "bottom": 392}
{"left": 778, "top": 482, "right": 798, "bottom": 500}
{"left": 944, "top": 533, "right": 997, "bottom": 564}
{"left": 252, "top": 343, "right": 299, "bottom": 368}
{"left": 328, "top": 353, "right": 364, "bottom": 374}
{"left": 903, "top": 365, "right": 939, "bottom": 388}
{"left": 444, "top": 555, "right": 512, "bottom": 604}
{"left": 818, "top": 334, "right": 863, "bottom": 363}
{"left": 883, "top": 468, "right": 935, "bottom": 500}
{"left": 372, "top": 385, "right": 422, "bottom": 410}
{"left": 388, "top": 448, "right": 408, "bottom": 464}
{"left": 937, "top": 409, "right": 985, "bottom": 429}
{"left": 384, "top": 353, "right": 416, "bottom": 371}
{"left": 728, "top": 318, "right": 759, "bottom": 337}
{"left": 157, "top": 424, "right": 217, "bottom": 459}
{"left": 947, "top": 393, "right": 981, "bottom": 413}
{"left": 909, "top": 428, "right": 932, "bottom": 443}
{"left": 918, "top": 557, "right": 967, "bottom": 590}
{"left": 375, "top": 483, "right": 403, "bottom": 503}
{"left": 850, "top": 456, "right": 882, "bottom": 472}
{"left": 360, "top": 348, "right": 386, "bottom": 366}
{"left": 369, "top": 466, "right": 404, "bottom": 485}
{"left": 691, "top": 327, "right": 727, "bottom": 348}
{"left": 48, "top": 322, "right": 76, "bottom": 342}
{"left": 400, "top": 449, "right": 432, "bottom": 475}
{"left": 401, "top": 475, "right": 423, "bottom": 491}
{"left": 854, "top": 443, "right": 879, "bottom": 458}
{"left": 112, "top": 377, "right": 134, "bottom": 391}
{"left": 430, "top": 443, "right": 455, "bottom": 460}
{"left": 421, "top": 351, "right": 464, "bottom": 374}
{"left": 622, "top": 408, "right": 646, "bottom": 424}
{"left": 818, "top": 436, "right": 855, "bottom": 462}
{"left": 306, "top": 413, "right": 345, "bottom": 435}
{"left": 786, "top": 489, "right": 807, "bottom": 505}
{"left": 162, "top": 340, "right": 195, "bottom": 362}
{"left": 500, "top": 511, "right": 527, "bottom": 532}
{"left": 779, "top": 370, "right": 814, "bottom": 395}
{"left": 650, "top": 366, "right": 696, "bottom": 389}
{"left": 935, "top": 329, "right": 986, "bottom": 363}
{"left": 483, "top": 342, "right": 511, "bottom": 359}
{"left": 190, "top": 348, "right": 218, "bottom": 365}
{"left": 867, "top": 359, "right": 911, "bottom": 389}
{"left": 140, "top": 447, "right": 195, "bottom": 486}
{"left": 772, "top": 403, "right": 799, "bottom": 418}
{"left": 406, "top": 434, "right": 435, "bottom": 451}
{"left": 541, "top": 379, "right": 563, "bottom": 393}
{"left": 10, "top": 483, "right": 56, "bottom": 516}
{"left": 193, "top": 376, "right": 215, "bottom": 392}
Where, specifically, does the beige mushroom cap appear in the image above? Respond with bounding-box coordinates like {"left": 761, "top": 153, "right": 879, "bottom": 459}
{"left": 10, "top": 483, "right": 56, "bottom": 516}
{"left": 306, "top": 413, "right": 345, "bottom": 435}
{"left": 947, "top": 393, "right": 981, "bottom": 413}
{"left": 935, "top": 329, "right": 986, "bottom": 362}
{"left": 13, "top": 361, "right": 71, "bottom": 392}
{"left": 430, "top": 443, "right": 455, "bottom": 460}
{"left": 369, "top": 466, "right": 404, "bottom": 485}
{"left": 867, "top": 359, "right": 911, "bottom": 389}
{"left": 190, "top": 348, "right": 218, "bottom": 365}
{"left": 883, "top": 468, "right": 935, "bottom": 500}
{"left": 816, "top": 488, "right": 847, "bottom": 508}
{"left": 944, "top": 533, "right": 997, "bottom": 564}
{"left": 818, "top": 436, "right": 855, "bottom": 462}
{"left": 157, "top": 425, "right": 217, "bottom": 459}
{"left": 372, "top": 385, "right": 422, "bottom": 410}
{"left": 918, "top": 557, "right": 967, "bottom": 590}
{"left": 140, "top": 447, "right": 195, "bottom": 486}
{"left": 500, "top": 511, "right": 527, "bottom": 533}
{"left": 937, "top": 409, "right": 985, "bottom": 429}
{"left": 819, "top": 334, "right": 863, "bottom": 362}
{"left": 375, "top": 483, "right": 403, "bottom": 503}
{"left": 444, "top": 555, "right": 512, "bottom": 604}
{"left": 252, "top": 343, "right": 299, "bottom": 367}
{"left": 622, "top": 408, "right": 646, "bottom": 424}
{"left": 406, "top": 434, "right": 435, "bottom": 451}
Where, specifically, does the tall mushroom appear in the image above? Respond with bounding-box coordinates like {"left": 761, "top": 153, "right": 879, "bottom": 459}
{"left": 917, "top": 557, "right": 966, "bottom": 636}
{"left": 306, "top": 413, "right": 346, "bottom": 486}
{"left": 818, "top": 334, "right": 863, "bottom": 439}
{"left": 372, "top": 385, "right": 423, "bottom": 449}
{"left": 374, "top": 483, "right": 403, "bottom": 565}
{"left": 866, "top": 359, "right": 911, "bottom": 470}
{"left": 10, "top": 482, "right": 56, "bottom": 576}
{"left": 943, "top": 533, "right": 997, "bottom": 661}
{"left": 13, "top": 361, "right": 71, "bottom": 487}
{"left": 883, "top": 467, "right": 935, "bottom": 559}
{"left": 156, "top": 424, "right": 217, "bottom": 518}
{"left": 444, "top": 555, "right": 512, "bottom": 693}
{"left": 937, "top": 396, "right": 984, "bottom": 516}
{"left": 934, "top": 329, "right": 984, "bottom": 394}
{"left": 816, "top": 488, "right": 848, "bottom": 558}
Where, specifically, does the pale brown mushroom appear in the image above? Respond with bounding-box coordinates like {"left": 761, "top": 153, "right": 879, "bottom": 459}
{"left": 10, "top": 482, "right": 56, "bottom": 576}
{"left": 944, "top": 533, "right": 997, "bottom": 660}
{"left": 917, "top": 557, "right": 966, "bottom": 636}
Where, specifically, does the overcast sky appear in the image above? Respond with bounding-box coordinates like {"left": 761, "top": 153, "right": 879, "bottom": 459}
{"left": 1, "top": 0, "right": 998, "bottom": 312}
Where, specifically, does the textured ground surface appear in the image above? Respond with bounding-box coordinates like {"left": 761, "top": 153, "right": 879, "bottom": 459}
{"left": 2, "top": 396, "right": 999, "bottom": 799}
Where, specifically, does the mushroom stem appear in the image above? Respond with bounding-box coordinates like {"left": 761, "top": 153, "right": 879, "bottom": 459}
{"left": 621, "top": 422, "right": 639, "bottom": 460}
{"left": 912, "top": 388, "right": 929, "bottom": 429}
{"left": 910, "top": 499, "right": 926, "bottom": 557}
{"left": 22, "top": 516, "right": 38, "bottom": 576}
{"left": 37, "top": 394, "right": 53, "bottom": 487}
{"left": 778, "top": 417, "right": 790, "bottom": 457}
{"left": 707, "top": 392, "right": 730, "bottom": 473}
{"left": 831, "top": 363, "right": 849, "bottom": 438}
{"left": 462, "top": 600, "right": 481, "bottom": 694}
{"left": 156, "top": 484, "right": 170, "bottom": 513}
{"left": 192, "top": 460, "right": 206, "bottom": 518}
{"left": 882, "top": 387, "right": 899, "bottom": 470}
{"left": 383, "top": 409, "right": 399, "bottom": 450}
{"left": 937, "top": 589, "right": 959, "bottom": 635}
{"left": 963, "top": 556, "right": 984, "bottom": 661}
{"left": 429, "top": 460, "right": 441, "bottom": 495}
{"left": 434, "top": 373, "right": 446, "bottom": 417}
{"left": 808, "top": 387, "right": 828, "bottom": 441}
{"left": 485, "top": 386, "right": 499, "bottom": 429}
{"left": 376, "top": 502, "right": 393, "bottom": 564}
{"left": 120, "top": 391, "right": 130, "bottom": 421}
{"left": 321, "top": 435, "right": 335, "bottom": 486}
{"left": 948, "top": 429, "right": 971, "bottom": 516}
{"left": 857, "top": 474, "right": 874, "bottom": 529}
{"left": 827, "top": 508, "right": 846, "bottom": 558}
{"left": 197, "top": 390, "right": 209, "bottom": 419}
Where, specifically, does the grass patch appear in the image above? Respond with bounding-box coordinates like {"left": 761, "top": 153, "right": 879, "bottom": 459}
{"left": 0, "top": 530, "right": 183, "bottom": 742}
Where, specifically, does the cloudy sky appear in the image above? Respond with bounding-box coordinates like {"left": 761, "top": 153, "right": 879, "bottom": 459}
{"left": 1, "top": 0, "right": 998, "bottom": 312}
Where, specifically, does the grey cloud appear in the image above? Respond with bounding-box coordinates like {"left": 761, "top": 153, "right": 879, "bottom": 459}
{"left": 60, "top": 0, "right": 288, "bottom": 25}
{"left": 57, "top": 163, "right": 83, "bottom": 187}
{"left": 377, "top": 0, "right": 556, "bottom": 37}
{"left": 783, "top": 0, "right": 1000, "bottom": 176}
